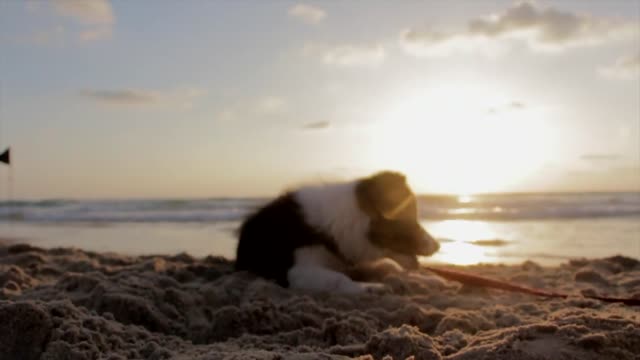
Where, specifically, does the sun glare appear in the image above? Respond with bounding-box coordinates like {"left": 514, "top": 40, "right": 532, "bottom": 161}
{"left": 368, "top": 84, "right": 555, "bottom": 195}
{"left": 423, "top": 220, "right": 502, "bottom": 265}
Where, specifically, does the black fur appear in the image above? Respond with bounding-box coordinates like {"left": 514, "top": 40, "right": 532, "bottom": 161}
{"left": 235, "top": 193, "right": 342, "bottom": 286}
{"left": 235, "top": 171, "right": 438, "bottom": 289}
{"left": 356, "top": 171, "right": 411, "bottom": 219}
{"left": 356, "top": 171, "right": 432, "bottom": 255}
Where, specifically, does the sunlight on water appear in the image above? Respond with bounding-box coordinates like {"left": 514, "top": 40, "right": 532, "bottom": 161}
{"left": 427, "top": 220, "right": 497, "bottom": 242}
{"left": 422, "top": 220, "right": 501, "bottom": 265}
{"left": 427, "top": 241, "right": 500, "bottom": 265}
{"left": 457, "top": 195, "right": 473, "bottom": 204}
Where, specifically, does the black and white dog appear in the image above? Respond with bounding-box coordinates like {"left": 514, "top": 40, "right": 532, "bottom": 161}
{"left": 235, "top": 171, "right": 440, "bottom": 293}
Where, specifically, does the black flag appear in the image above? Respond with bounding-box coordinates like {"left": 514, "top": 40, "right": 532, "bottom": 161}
{"left": 0, "top": 147, "right": 9, "bottom": 165}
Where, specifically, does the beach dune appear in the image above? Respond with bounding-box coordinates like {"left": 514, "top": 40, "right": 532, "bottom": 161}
{"left": 0, "top": 240, "right": 639, "bottom": 360}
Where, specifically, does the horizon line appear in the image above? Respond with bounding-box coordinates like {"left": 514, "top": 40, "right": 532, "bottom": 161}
{"left": 1, "top": 189, "right": 639, "bottom": 202}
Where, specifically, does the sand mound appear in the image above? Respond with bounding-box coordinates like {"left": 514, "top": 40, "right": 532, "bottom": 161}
{"left": 0, "top": 241, "right": 638, "bottom": 359}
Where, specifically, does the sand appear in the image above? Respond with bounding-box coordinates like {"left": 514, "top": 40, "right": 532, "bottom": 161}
{"left": 0, "top": 240, "right": 639, "bottom": 360}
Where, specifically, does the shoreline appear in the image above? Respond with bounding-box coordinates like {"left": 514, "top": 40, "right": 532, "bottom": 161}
{"left": 1, "top": 241, "right": 639, "bottom": 359}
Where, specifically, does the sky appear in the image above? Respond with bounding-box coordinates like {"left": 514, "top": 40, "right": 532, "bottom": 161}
{"left": 0, "top": 0, "right": 639, "bottom": 198}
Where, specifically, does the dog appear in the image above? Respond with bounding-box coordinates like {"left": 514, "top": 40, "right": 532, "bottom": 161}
{"left": 235, "top": 171, "right": 440, "bottom": 293}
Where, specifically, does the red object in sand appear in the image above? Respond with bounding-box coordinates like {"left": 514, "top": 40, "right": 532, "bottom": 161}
{"left": 422, "top": 265, "right": 640, "bottom": 306}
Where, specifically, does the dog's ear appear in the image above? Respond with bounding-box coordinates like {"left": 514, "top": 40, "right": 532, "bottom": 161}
{"left": 356, "top": 171, "right": 409, "bottom": 218}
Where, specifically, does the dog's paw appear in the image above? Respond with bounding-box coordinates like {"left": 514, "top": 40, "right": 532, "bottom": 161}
{"left": 388, "top": 253, "right": 420, "bottom": 270}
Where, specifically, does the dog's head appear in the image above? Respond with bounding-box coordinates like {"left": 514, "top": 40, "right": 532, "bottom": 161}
{"left": 356, "top": 171, "right": 439, "bottom": 257}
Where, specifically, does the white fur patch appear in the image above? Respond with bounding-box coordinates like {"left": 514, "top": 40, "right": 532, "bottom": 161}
{"left": 293, "top": 181, "right": 384, "bottom": 264}
{"left": 287, "top": 265, "right": 386, "bottom": 294}
{"left": 293, "top": 245, "right": 346, "bottom": 272}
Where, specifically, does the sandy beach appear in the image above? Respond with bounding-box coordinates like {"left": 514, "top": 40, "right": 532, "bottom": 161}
{"left": 0, "top": 240, "right": 638, "bottom": 360}
{"left": 2, "top": 1, "right": 639, "bottom": 359}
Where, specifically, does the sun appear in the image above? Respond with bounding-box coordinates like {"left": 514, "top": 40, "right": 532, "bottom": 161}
{"left": 366, "top": 84, "right": 555, "bottom": 195}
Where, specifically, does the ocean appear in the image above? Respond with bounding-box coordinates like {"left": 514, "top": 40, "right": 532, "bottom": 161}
{"left": 1, "top": 192, "right": 639, "bottom": 265}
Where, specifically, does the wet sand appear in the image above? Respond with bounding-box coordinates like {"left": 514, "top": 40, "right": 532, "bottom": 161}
{"left": 0, "top": 240, "right": 639, "bottom": 359}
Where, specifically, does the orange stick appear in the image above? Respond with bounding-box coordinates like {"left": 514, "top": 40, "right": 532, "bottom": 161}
{"left": 422, "top": 265, "right": 640, "bottom": 306}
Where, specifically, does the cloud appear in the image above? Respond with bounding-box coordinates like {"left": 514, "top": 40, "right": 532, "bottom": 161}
{"left": 215, "top": 95, "right": 288, "bottom": 122}
{"left": 304, "top": 43, "right": 386, "bottom": 67}
{"left": 400, "top": 1, "right": 638, "bottom": 57}
{"left": 288, "top": 3, "right": 326, "bottom": 25}
{"left": 324, "top": 44, "right": 386, "bottom": 67}
{"left": 599, "top": 53, "right": 640, "bottom": 79}
{"left": 80, "top": 89, "right": 156, "bottom": 105}
{"left": 467, "top": 2, "right": 630, "bottom": 48}
{"left": 23, "top": 0, "right": 115, "bottom": 43}
{"left": 80, "top": 88, "right": 205, "bottom": 108}
{"left": 580, "top": 154, "right": 621, "bottom": 162}
{"left": 400, "top": 29, "right": 501, "bottom": 57}
{"left": 52, "top": 0, "right": 114, "bottom": 25}
{"left": 302, "top": 121, "right": 331, "bottom": 130}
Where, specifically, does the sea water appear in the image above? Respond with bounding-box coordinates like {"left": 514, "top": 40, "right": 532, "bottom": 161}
{"left": 1, "top": 193, "right": 638, "bottom": 265}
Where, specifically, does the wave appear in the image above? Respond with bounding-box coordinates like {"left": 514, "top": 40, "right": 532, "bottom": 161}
{"left": 0, "top": 199, "right": 265, "bottom": 223}
{"left": 420, "top": 206, "right": 640, "bottom": 220}
{"left": 0, "top": 192, "right": 638, "bottom": 224}
{"left": 419, "top": 192, "right": 640, "bottom": 220}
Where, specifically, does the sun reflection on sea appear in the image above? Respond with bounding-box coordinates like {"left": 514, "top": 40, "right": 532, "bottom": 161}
{"left": 420, "top": 220, "right": 502, "bottom": 265}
